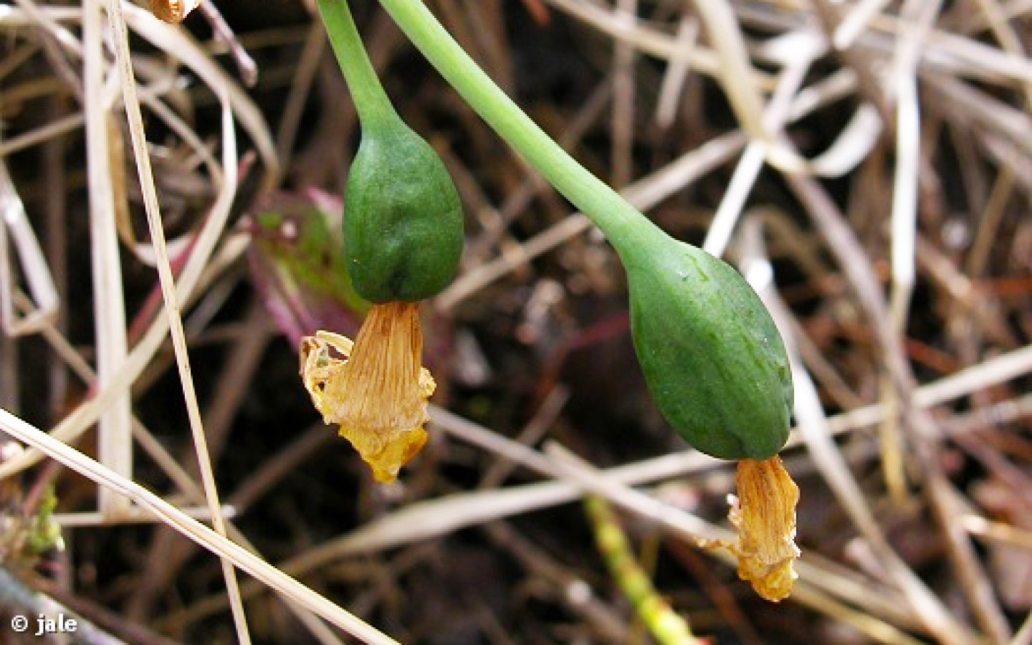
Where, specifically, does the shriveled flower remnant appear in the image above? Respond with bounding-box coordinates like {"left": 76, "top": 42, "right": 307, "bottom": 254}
{"left": 725, "top": 455, "right": 800, "bottom": 602}
{"left": 149, "top": 0, "right": 200, "bottom": 23}
{"left": 300, "top": 302, "right": 435, "bottom": 483}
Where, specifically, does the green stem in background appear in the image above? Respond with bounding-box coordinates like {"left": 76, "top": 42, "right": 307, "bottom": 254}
{"left": 584, "top": 496, "right": 702, "bottom": 645}
{"left": 375, "top": 0, "right": 666, "bottom": 262}
{"left": 315, "top": 0, "right": 397, "bottom": 132}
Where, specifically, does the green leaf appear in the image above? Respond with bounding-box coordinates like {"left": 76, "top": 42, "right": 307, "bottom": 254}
{"left": 245, "top": 190, "right": 368, "bottom": 344}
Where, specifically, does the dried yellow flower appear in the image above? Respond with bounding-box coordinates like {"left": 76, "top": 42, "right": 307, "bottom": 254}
{"left": 727, "top": 456, "right": 800, "bottom": 601}
{"left": 150, "top": 0, "right": 201, "bottom": 23}
{"left": 300, "top": 302, "right": 436, "bottom": 483}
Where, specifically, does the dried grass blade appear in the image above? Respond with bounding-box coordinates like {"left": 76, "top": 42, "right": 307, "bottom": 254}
{"left": 704, "top": 41, "right": 813, "bottom": 256}
{"left": 104, "top": 0, "right": 251, "bottom": 634}
{"left": 84, "top": 0, "right": 133, "bottom": 517}
{"left": 0, "top": 161, "right": 59, "bottom": 335}
{"left": 687, "top": 0, "right": 808, "bottom": 173}
{"left": 738, "top": 217, "right": 978, "bottom": 645}
{"left": 0, "top": 408, "right": 399, "bottom": 645}
{"left": 0, "top": 2, "right": 269, "bottom": 479}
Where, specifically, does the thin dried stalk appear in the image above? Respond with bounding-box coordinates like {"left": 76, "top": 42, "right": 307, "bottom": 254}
{"left": 0, "top": 161, "right": 59, "bottom": 335}
{"left": 0, "top": 2, "right": 275, "bottom": 479}
{"left": 0, "top": 408, "right": 398, "bottom": 645}
{"left": 610, "top": 0, "right": 636, "bottom": 187}
{"left": 104, "top": 0, "right": 250, "bottom": 636}
{"left": 540, "top": 0, "right": 754, "bottom": 83}
{"left": 655, "top": 14, "right": 698, "bottom": 128}
{"left": 703, "top": 42, "right": 814, "bottom": 256}
{"left": 739, "top": 217, "right": 977, "bottom": 643}
{"left": 84, "top": 0, "right": 133, "bottom": 518}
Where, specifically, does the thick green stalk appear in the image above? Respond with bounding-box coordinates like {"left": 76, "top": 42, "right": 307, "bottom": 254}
{"left": 375, "top": 0, "right": 666, "bottom": 262}
{"left": 316, "top": 0, "right": 397, "bottom": 132}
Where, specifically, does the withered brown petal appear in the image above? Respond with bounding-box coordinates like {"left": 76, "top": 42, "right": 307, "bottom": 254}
{"left": 150, "top": 0, "right": 200, "bottom": 23}
{"left": 729, "top": 456, "right": 800, "bottom": 602}
{"left": 300, "top": 303, "right": 435, "bottom": 483}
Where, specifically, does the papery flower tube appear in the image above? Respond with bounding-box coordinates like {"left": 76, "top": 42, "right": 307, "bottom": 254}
{"left": 300, "top": 302, "right": 435, "bottom": 482}
{"left": 727, "top": 456, "right": 800, "bottom": 601}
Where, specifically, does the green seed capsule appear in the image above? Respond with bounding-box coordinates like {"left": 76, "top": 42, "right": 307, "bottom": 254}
{"left": 625, "top": 236, "right": 793, "bottom": 460}
{"left": 344, "top": 123, "right": 464, "bottom": 303}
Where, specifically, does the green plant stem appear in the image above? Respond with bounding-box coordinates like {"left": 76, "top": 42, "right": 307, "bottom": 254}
{"left": 375, "top": 0, "right": 667, "bottom": 262}
{"left": 584, "top": 496, "right": 700, "bottom": 645}
{"left": 316, "top": 0, "right": 398, "bottom": 132}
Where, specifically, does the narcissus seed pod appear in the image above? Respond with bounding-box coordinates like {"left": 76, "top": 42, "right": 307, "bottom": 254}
{"left": 625, "top": 233, "right": 793, "bottom": 460}
{"left": 316, "top": 0, "right": 463, "bottom": 303}
{"left": 344, "top": 122, "right": 464, "bottom": 303}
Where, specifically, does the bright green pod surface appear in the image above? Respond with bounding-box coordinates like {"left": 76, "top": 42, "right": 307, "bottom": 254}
{"left": 344, "top": 123, "right": 464, "bottom": 303}
{"left": 626, "top": 238, "right": 793, "bottom": 460}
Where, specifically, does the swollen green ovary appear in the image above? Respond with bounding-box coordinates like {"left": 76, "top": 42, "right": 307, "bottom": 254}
{"left": 626, "top": 240, "right": 793, "bottom": 460}
{"left": 343, "top": 124, "right": 464, "bottom": 303}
